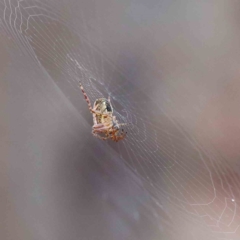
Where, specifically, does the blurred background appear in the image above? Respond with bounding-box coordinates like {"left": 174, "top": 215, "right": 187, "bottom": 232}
{"left": 1, "top": 0, "right": 240, "bottom": 239}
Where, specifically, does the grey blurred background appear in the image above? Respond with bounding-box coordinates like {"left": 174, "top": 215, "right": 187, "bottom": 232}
{"left": 1, "top": 0, "right": 240, "bottom": 239}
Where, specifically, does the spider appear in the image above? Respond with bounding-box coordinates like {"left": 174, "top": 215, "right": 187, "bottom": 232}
{"left": 79, "top": 83, "right": 127, "bottom": 142}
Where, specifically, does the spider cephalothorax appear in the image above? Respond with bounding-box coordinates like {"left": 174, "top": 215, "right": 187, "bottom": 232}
{"left": 79, "top": 83, "right": 127, "bottom": 142}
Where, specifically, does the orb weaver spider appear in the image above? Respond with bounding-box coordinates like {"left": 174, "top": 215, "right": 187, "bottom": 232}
{"left": 79, "top": 83, "right": 127, "bottom": 142}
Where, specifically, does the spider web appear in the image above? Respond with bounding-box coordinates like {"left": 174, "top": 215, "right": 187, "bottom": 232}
{"left": 1, "top": 0, "right": 240, "bottom": 239}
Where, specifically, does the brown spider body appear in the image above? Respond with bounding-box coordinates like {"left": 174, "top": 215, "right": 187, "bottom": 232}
{"left": 79, "top": 83, "right": 127, "bottom": 142}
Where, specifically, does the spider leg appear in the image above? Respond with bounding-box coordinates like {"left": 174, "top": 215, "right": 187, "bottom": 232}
{"left": 92, "top": 123, "right": 105, "bottom": 129}
{"left": 92, "top": 106, "right": 109, "bottom": 117}
{"left": 79, "top": 83, "right": 93, "bottom": 112}
{"left": 114, "top": 120, "right": 128, "bottom": 129}
{"left": 92, "top": 130, "right": 110, "bottom": 140}
{"left": 92, "top": 123, "right": 111, "bottom": 131}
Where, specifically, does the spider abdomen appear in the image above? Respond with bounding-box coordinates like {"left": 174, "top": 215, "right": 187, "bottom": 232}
{"left": 93, "top": 98, "right": 113, "bottom": 125}
{"left": 94, "top": 98, "right": 112, "bottom": 113}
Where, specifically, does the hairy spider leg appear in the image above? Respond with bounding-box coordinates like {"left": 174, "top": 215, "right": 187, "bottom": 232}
{"left": 92, "top": 123, "right": 105, "bottom": 129}
{"left": 92, "top": 131, "right": 109, "bottom": 140}
{"left": 79, "top": 82, "right": 92, "bottom": 111}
